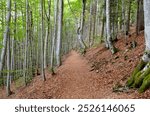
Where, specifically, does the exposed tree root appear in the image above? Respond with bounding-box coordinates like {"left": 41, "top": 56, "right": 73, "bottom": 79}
{"left": 139, "top": 74, "right": 150, "bottom": 93}
{"left": 126, "top": 60, "right": 150, "bottom": 93}
{"left": 127, "top": 60, "right": 146, "bottom": 87}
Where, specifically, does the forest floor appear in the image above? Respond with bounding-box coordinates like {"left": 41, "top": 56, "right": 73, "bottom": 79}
{"left": 1, "top": 29, "right": 150, "bottom": 99}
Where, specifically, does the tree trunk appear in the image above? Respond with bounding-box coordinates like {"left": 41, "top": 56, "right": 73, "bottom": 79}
{"left": 77, "top": 0, "right": 87, "bottom": 52}
{"left": 88, "top": 0, "right": 93, "bottom": 47}
{"left": 106, "top": 0, "right": 117, "bottom": 54}
{"left": 136, "top": 0, "right": 144, "bottom": 35}
{"left": 44, "top": 29, "right": 48, "bottom": 68}
{"left": 6, "top": 32, "right": 11, "bottom": 96}
{"left": 40, "top": 0, "right": 46, "bottom": 81}
{"left": 23, "top": 0, "right": 29, "bottom": 85}
{"left": 11, "top": 0, "right": 16, "bottom": 82}
{"left": 126, "top": 0, "right": 131, "bottom": 35}
{"left": 56, "top": 0, "right": 63, "bottom": 67}
{"left": 50, "top": 0, "right": 58, "bottom": 74}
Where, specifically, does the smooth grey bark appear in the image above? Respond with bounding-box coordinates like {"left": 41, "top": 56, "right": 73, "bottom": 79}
{"left": 88, "top": 0, "right": 93, "bottom": 47}
{"left": 6, "top": 32, "right": 11, "bottom": 96}
{"left": 44, "top": 0, "right": 51, "bottom": 69}
{"left": 143, "top": 0, "right": 150, "bottom": 52}
{"left": 77, "top": 0, "right": 87, "bottom": 51}
{"left": 44, "top": 29, "right": 48, "bottom": 69}
{"left": 23, "top": 0, "right": 29, "bottom": 85}
{"left": 0, "top": 0, "right": 12, "bottom": 78}
{"left": 56, "top": 0, "right": 63, "bottom": 67}
{"left": 40, "top": 0, "right": 46, "bottom": 81}
{"left": 50, "top": 0, "right": 58, "bottom": 74}
{"left": 91, "top": 0, "right": 97, "bottom": 46}
{"left": 106, "top": 0, "right": 116, "bottom": 54}
{"left": 11, "top": 0, "right": 16, "bottom": 81}
{"left": 142, "top": 0, "right": 150, "bottom": 63}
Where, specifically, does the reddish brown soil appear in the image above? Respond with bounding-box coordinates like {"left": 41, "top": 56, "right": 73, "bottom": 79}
{"left": 1, "top": 30, "right": 150, "bottom": 99}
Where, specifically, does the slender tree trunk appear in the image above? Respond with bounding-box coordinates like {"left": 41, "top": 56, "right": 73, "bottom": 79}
{"left": 88, "top": 0, "right": 93, "bottom": 47}
{"left": 126, "top": 0, "right": 131, "bottom": 35}
{"left": 40, "top": 0, "right": 46, "bottom": 81}
{"left": 5, "top": 0, "right": 12, "bottom": 96}
{"left": 6, "top": 32, "right": 11, "bottom": 96}
{"left": 44, "top": 0, "right": 51, "bottom": 69}
{"left": 50, "top": 0, "right": 58, "bottom": 74}
{"left": 77, "top": 0, "right": 87, "bottom": 52}
{"left": 106, "top": 0, "right": 117, "bottom": 54}
{"left": 136, "top": 0, "right": 144, "bottom": 35}
{"left": 10, "top": 0, "right": 16, "bottom": 82}
{"left": 91, "top": 1, "right": 97, "bottom": 46}
{"left": 122, "top": 0, "right": 127, "bottom": 45}
{"left": 44, "top": 29, "right": 48, "bottom": 69}
{"left": 23, "top": 0, "right": 29, "bottom": 85}
{"left": 56, "top": 0, "right": 63, "bottom": 67}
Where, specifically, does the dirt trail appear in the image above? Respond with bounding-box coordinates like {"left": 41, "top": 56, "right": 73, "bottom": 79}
{"left": 11, "top": 50, "right": 121, "bottom": 99}
{"left": 54, "top": 51, "right": 100, "bottom": 98}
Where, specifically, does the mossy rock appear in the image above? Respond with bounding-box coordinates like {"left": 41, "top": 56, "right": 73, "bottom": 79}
{"left": 139, "top": 74, "right": 150, "bottom": 93}
{"left": 127, "top": 60, "right": 147, "bottom": 87}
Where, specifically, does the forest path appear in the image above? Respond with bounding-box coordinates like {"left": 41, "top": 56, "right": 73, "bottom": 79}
{"left": 54, "top": 50, "right": 100, "bottom": 98}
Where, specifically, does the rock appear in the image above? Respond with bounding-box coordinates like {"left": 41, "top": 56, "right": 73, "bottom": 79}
{"left": 124, "top": 49, "right": 129, "bottom": 54}
{"left": 96, "top": 70, "right": 99, "bottom": 73}
{"left": 114, "top": 56, "right": 119, "bottom": 59}
{"left": 90, "top": 68, "right": 95, "bottom": 72}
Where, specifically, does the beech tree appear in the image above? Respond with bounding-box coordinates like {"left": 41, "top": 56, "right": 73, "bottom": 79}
{"left": 77, "top": 0, "right": 87, "bottom": 52}
{"left": 6, "top": 0, "right": 12, "bottom": 96}
{"left": 105, "top": 0, "right": 117, "bottom": 54}
{"left": 40, "top": 0, "right": 46, "bottom": 81}
{"left": 56, "top": 0, "right": 63, "bottom": 67}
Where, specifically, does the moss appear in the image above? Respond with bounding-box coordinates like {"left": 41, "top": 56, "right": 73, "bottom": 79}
{"left": 139, "top": 74, "right": 150, "bottom": 93}
{"left": 127, "top": 60, "right": 147, "bottom": 87}
{"left": 134, "top": 67, "right": 150, "bottom": 88}
{"left": 131, "top": 71, "right": 142, "bottom": 88}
